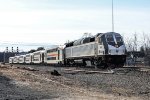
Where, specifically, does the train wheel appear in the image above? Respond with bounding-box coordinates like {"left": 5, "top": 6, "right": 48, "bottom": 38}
{"left": 92, "top": 61, "right": 99, "bottom": 69}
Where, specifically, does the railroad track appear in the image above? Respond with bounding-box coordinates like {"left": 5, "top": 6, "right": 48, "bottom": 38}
{"left": 1, "top": 63, "right": 150, "bottom": 100}
{"left": 7, "top": 64, "right": 150, "bottom": 76}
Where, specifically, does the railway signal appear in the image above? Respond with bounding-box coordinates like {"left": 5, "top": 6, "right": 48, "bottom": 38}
{"left": 17, "top": 47, "right": 19, "bottom": 53}
{"left": 6, "top": 47, "right": 8, "bottom": 53}
{"left": 12, "top": 47, "right": 13, "bottom": 52}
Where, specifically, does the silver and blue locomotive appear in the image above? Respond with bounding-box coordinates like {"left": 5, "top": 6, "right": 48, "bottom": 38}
{"left": 64, "top": 32, "right": 126, "bottom": 68}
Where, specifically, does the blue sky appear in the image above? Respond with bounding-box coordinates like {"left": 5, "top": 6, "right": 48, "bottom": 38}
{"left": 0, "top": 0, "right": 150, "bottom": 51}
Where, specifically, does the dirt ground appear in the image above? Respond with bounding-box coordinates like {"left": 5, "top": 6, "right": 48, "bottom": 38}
{"left": 0, "top": 64, "right": 147, "bottom": 100}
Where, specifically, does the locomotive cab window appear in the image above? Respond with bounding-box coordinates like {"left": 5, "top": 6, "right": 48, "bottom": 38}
{"left": 105, "top": 34, "right": 116, "bottom": 46}
{"left": 106, "top": 34, "right": 114, "bottom": 42}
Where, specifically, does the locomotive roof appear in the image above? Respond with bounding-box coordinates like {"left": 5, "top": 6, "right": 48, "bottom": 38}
{"left": 65, "top": 32, "right": 121, "bottom": 45}
{"left": 33, "top": 50, "right": 45, "bottom": 53}
{"left": 105, "top": 32, "right": 120, "bottom": 35}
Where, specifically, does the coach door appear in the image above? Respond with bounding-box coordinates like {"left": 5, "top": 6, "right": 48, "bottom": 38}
{"left": 31, "top": 55, "right": 33, "bottom": 63}
{"left": 58, "top": 50, "right": 60, "bottom": 60}
{"left": 24, "top": 57, "right": 26, "bottom": 63}
{"left": 58, "top": 49, "right": 63, "bottom": 61}
{"left": 41, "top": 53, "right": 44, "bottom": 63}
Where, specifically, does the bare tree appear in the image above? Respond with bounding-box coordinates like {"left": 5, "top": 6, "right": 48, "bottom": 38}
{"left": 133, "top": 33, "right": 138, "bottom": 52}
{"left": 125, "top": 35, "right": 134, "bottom": 52}
{"left": 141, "top": 33, "right": 150, "bottom": 54}
{"left": 140, "top": 32, "right": 150, "bottom": 65}
{"left": 124, "top": 32, "right": 150, "bottom": 66}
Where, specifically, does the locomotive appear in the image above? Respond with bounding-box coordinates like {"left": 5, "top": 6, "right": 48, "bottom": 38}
{"left": 9, "top": 32, "right": 126, "bottom": 68}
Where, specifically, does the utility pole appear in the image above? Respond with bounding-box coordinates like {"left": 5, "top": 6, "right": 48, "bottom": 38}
{"left": 112, "top": 0, "right": 114, "bottom": 32}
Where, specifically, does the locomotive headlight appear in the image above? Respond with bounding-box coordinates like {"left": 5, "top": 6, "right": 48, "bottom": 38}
{"left": 115, "top": 45, "right": 118, "bottom": 48}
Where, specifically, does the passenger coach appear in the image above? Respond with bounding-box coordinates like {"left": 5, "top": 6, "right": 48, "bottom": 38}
{"left": 45, "top": 47, "right": 63, "bottom": 65}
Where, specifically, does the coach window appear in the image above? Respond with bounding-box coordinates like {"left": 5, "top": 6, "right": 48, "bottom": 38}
{"left": 47, "top": 57, "right": 56, "bottom": 60}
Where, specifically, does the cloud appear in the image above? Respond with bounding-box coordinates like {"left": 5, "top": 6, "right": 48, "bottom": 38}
{"left": 0, "top": 0, "right": 150, "bottom": 51}
{"left": 0, "top": 8, "right": 150, "bottom": 44}
{"left": 0, "top": 9, "right": 113, "bottom": 43}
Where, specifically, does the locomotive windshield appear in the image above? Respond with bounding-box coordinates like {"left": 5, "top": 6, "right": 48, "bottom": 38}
{"left": 115, "top": 35, "right": 123, "bottom": 42}
{"left": 115, "top": 34, "right": 123, "bottom": 46}
{"left": 106, "top": 34, "right": 114, "bottom": 42}
{"left": 105, "top": 33, "right": 124, "bottom": 46}
{"left": 106, "top": 34, "right": 115, "bottom": 46}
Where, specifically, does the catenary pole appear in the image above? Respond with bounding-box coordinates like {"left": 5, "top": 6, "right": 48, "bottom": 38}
{"left": 112, "top": 0, "right": 114, "bottom": 32}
